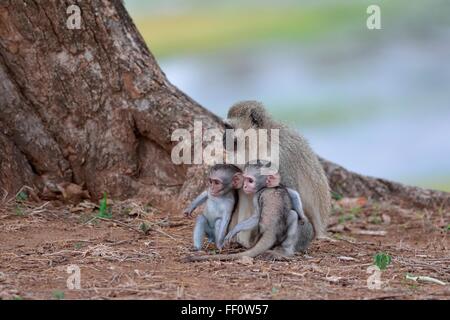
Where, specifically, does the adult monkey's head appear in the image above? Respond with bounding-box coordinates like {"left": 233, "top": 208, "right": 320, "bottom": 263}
{"left": 222, "top": 101, "right": 280, "bottom": 173}
{"left": 223, "top": 100, "right": 272, "bottom": 131}
{"left": 222, "top": 100, "right": 275, "bottom": 154}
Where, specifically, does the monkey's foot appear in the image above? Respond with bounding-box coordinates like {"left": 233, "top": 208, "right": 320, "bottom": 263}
{"left": 261, "top": 250, "right": 293, "bottom": 261}
{"left": 316, "top": 235, "right": 338, "bottom": 243}
{"left": 189, "top": 246, "right": 203, "bottom": 252}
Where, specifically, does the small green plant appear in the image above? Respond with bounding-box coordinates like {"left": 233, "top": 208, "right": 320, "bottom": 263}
{"left": 374, "top": 252, "right": 392, "bottom": 270}
{"left": 16, "top": 191, "right": 28, "bottom": 202}
{"left": 74, "top": 242, "right": 83, "bottom": 249}
{"left": 140, "top": 222, "right": 151, "bottom": 234}
{"left": 338, "top": 213, "right": 356, "bottom": 224}
{"left": 349, "top": 206, "right": 362, "bottom": 215}
{"left": 15, "top": 206, "right": 24, "bottom": 216}
{"left": 271, "top": 287, "right": 279, "bottom": 294}
{"left": 331, "top": 191, "right": 343, "bottom": 201}
{"left": 447, "top": 224, "right": 450, "bottom": 231}
{"left": 96, "top": 192, "right": 112, "bottom": 219}
{"left": 209, "top": 248, "right": 219, "bottom": 255}
{"left": 368, "top": 215, "right": 382, "bottom": 224}
{"left": 12, "top": 295, "right": 23, "bottom": 300}
{"left": 52, "top": 290, "right": 65, "bottom": 300}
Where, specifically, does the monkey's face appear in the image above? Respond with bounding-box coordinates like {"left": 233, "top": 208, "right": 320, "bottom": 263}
{"left": 208, "top": 175, "right": 226, "bottom": 197}
{"left": 208, "top": 169, "right": 242, "bottom": 196}
{"left": 243, "top": 164, "right": 281, "bottom": 194}
{"left": 242, "top": 174, "right": 257, "bottom": 194}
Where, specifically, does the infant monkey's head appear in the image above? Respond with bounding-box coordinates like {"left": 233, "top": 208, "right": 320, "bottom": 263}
{"left": 208, "top": 164, "right": 243, "bottom": 197}
{"left": 243, "top": 160, "right": 281, "bottom": 194}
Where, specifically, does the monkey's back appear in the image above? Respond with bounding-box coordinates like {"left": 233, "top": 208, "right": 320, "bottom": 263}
{"left": 257, "top": 187, "right": 291, "bottom": 238}
{"left": 277, "top": 125, "right": 331, "bottom": 238}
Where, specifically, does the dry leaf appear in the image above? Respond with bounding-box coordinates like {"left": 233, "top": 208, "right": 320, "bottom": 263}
{"left": 337, "top": 256, "right": 357, "bottom": 261}
{"left": 239, "top": 256, "right": 254, "bottom": 265}
{"left": 352, "top": 229, "right": 387, "bottom": 236}
{"left": 325, "top": 276, "right": 342, "bottom": 283}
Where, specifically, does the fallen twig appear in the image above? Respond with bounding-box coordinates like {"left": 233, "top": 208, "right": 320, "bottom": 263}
{"left": 405, "top": 274, "right": 447, "bottom": 286}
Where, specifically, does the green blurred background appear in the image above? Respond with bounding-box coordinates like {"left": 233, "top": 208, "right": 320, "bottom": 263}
{"left": 124, "top": 0, "right": 450, "bottom": 192}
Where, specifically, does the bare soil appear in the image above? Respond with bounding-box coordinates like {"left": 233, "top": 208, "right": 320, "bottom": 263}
{"left": 0, "top": 196, "right": 448, "bottom": 300}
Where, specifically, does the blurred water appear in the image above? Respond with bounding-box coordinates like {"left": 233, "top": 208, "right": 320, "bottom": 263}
{"left": 160, "top": 37, "right": 450, "bottom": 188}
{"left": 124, "top": 0, "right": 450, "bottom": 190}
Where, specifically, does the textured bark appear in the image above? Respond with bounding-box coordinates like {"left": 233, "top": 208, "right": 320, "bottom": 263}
{"left": 0, "top": 0, "right": 217, "bottom": 203}
{"left": 0, "top": 1, "right": 448, "bottom": 208}
{"left": 321, "top": 158, "right": 450, "bottom": 209}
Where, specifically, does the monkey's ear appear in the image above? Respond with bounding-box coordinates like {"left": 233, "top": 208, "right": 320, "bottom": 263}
{"left": 231, "top": 172, "right": 244, "bottom": 189}
{"left": 250, "top": 109, "right": 263, "bottom": 127}
{"left": 266, "top": 173, "right": 281, "bottom": 188}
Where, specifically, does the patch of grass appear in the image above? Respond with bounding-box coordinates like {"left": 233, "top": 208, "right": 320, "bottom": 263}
{"left": 209, "top": 248, "right": 219, "bottom": 255}
{"left": 96, "top": 192, "right": 112, "bottom": 219}
{"left": 338, "top": 213, "right": 356, "bottom": 224}
{"left": 268, "top": 100, "right": 383, "bottom": 128}
{"left": 331, "top": 191, "right": 343, "bottom": 201}
{"left": 73, "top": 242, "right": 83, "bottom": 249}
{"left": 374, "top": 252, "right": 391, "bottom": 270}
{"left": 407, "top": 175, "right": 450, "bottom": 193}
{"left": 134, "top": 4, "right": 366, "bottom": 58}
{"left": 401, "top": 276, "right": 419, "bottom": 290}
{"left": 140, "top": 222, "right": 151, "bottom": 235}
{"left": 332, "top": 233, "right": 343, "bottom": 240}
{"left": 271, "top": 287, "right": 279, "bottom": 294}
{"left": 52, "top": 290, "right": 65, "bottom": 300}
{"left": 447, "top": 224, "right": 450, "bottom": 231}
{"left": 15, "top": 206, "right": 25, "bottom": 216}
{"left": 16, "top": 191, "right": 28, "bottom": 202}
{"left": 349, "top": 206, "right": 362, "bottom": 215}
{"left": 12, "top": 295, "right": 23, "bottom": 300}
{"left": 368, "top": 215, "right": 382, "bottom": 225}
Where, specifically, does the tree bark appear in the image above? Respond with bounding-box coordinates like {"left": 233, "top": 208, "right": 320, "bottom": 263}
{"left": 0, "top": 1, "right": 448, "bottom": 208}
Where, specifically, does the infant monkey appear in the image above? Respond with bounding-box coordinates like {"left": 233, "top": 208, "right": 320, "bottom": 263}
{"left": 224, "top": 160, "right": 310, "bottom": 256}
{"left": 185, "top": 161, "right": 312, "bottom": 262}
{"left": 183, "top": 164, "right": 243, "bottom": 250}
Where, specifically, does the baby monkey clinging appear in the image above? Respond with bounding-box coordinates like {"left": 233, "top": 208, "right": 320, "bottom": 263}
{"left": 185, "top": 161, "right": 313, "bottom": 262}
{"left": 183, "top": 164, "right": 243, "bottom": 250}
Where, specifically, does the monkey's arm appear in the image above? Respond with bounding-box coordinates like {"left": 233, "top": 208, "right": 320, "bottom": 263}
{"left": 287, "top": 188, "right": 307, "bottom": 223}
{"left": 215, "top": 210, "right": 232, "bottom": 249}
{"left": 183, "top": 191, "right": 208, "bottom": 217}
{"left": 224, "top": 200, "right": 260, "bottom": 243}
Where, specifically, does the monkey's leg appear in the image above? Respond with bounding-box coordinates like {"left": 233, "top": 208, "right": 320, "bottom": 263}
{"left": 224, "top": 213, "right": 259, "bottom": 244}
{"left": 206, "top": 224, "right": 216, "bottom": 243}
{"left": 214, "top": 219, "right": 223, "bottom": 249}
{"left": 278, "top": 210, "right": 298, "bottom": 256}
{"left": 193, "top": 215, "right": 208, "bottom": 250}
{"left": 295, "top": 216, "right": 314, "bottom": 251}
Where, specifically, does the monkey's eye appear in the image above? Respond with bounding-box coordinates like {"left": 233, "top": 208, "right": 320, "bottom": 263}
{"left": 248, "top": 178, "right": 254, "bottom": 184}
{"left": 208, "top": 178, "right": 213, "bottom": 185}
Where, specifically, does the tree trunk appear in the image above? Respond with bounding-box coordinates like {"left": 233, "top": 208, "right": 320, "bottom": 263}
{"left": 0, "top": 1, "right": 448, "bottom": 208}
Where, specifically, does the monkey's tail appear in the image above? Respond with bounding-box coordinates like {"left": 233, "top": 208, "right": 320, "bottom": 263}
{"left": 184, "top": 232, "right": 277, "bottom": 262}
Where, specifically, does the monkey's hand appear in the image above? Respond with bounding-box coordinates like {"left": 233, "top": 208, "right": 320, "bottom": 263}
{"left": 183, "top": 209, "right": 193, "bottom": 218}
{"left": 223, "top": 232, "right": 236, "bottom": 245}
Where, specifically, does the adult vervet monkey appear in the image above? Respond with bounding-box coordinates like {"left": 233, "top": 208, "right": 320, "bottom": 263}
{"left": 223, "top": 101, "right": 330, "bottom": 247}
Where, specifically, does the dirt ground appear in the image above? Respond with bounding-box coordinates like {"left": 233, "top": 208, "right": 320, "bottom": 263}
{"left": 0, "top": 194, "right": 448, "bottom": 300}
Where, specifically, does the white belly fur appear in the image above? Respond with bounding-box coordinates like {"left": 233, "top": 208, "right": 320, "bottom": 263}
{"left": 234, "top": 189, "right": 258, "bottom": 248}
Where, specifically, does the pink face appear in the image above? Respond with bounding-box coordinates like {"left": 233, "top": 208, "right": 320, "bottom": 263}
{"left": 243, "top": 174, "right": 257, "bottom": 194}
{"left": 208, "top": 177, "right": 224, "bottom": 196}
